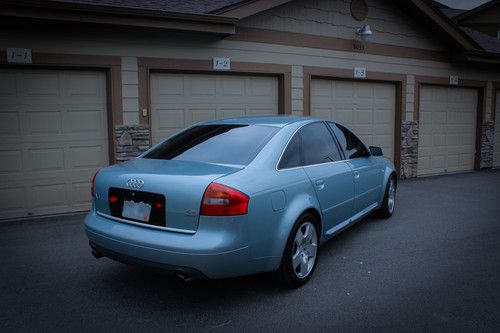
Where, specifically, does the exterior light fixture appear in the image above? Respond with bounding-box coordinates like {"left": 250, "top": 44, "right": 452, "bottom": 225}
{"left": 356, "top": 25, "right": 373, "bottom": 42}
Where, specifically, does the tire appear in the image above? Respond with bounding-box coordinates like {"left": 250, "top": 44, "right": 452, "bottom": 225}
{"left": 378, "top": 176, "right": 396, "bottom": 219}
{"left": 278, "top": 213, "right": 319, "bottom": 288}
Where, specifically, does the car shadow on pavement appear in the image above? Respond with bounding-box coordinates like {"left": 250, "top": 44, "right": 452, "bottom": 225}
{"left": 94, "top": 214, "right": 381, "bottom": 305}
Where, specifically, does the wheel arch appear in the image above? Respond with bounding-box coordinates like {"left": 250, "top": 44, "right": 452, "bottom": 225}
{"left": 271, "top": 193, "right": 323, "bottom": 264}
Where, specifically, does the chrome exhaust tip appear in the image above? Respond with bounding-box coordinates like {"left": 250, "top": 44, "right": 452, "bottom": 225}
{"left": 91, "top": 249, "right": 103, "bottom": 259}
{"left": 175, "top": 271, "right": 193, "bottom": 283}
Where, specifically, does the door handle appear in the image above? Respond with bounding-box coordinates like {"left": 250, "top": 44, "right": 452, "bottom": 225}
{"left": 315, "top": 179, "right": 325, "bottom": 190}
{"left": 354, "top": 172, "right": 360, "bottom": 179}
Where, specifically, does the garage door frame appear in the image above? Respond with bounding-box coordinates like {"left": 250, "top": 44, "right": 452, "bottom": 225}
{"left": 0, "top": 51, "right": 122, "bottom": 164}
{"left": 414, "top": 75, "right": 486, "bottom": 171}
{"left": 137, "top": 58, "right": 292, "bottom": 136}
{"left": 302, "top": 66, "right": 405, "bottom": 173}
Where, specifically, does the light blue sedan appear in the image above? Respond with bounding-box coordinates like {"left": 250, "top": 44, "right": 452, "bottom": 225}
{"left": 85, "top": 116, "right": 397, "bottom": 287}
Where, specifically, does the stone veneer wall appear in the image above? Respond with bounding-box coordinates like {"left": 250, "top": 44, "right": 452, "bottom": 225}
{"left": 114, "top": 125, "right": 151, "bottom": 162}
{"left": 480, "top": 121, "right": 494, "bottom": 169}
{"left": 400, "top": 121, "right": 419, "bottom": 179}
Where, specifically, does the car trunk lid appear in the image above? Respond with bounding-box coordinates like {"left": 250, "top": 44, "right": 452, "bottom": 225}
{"left": 94, "top": 158, "right": 242, "bottom": 232}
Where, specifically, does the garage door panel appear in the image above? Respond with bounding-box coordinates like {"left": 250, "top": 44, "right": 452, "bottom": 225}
{"left": 187, "top": 108, "right": 217, "bottom": 124}
{"left": 0, "top": 72, "right": 16, "bottom": 96}
{"left": 156, "top": 75, "right": 184, "bottom": 96}
{"left": 31, "top": 183, "right": 67, "bottom": 209}
{"left": 222, "top": 77, "right": 245, "bottom": 96}
{"left": 67, "top": 109, "right": 106, "bottom": 133}
{"left": 28, "top": 147, "right": 65, "bottom": 172}
{"left": 0, "top": 111, "right": 20, "bottom": 135}
{"left": 312, "top": 80, "right": 332, "bottom": 97}
{"left": 250, "top": 78, "right": 277, "bottom": 97}
{"left": 0, "top": 187, "right": 26, "bottom": 212}
{"left": 0, "top": 69, "right": 108, "bottom": 219}
{"left": 356, "top": 84, "right": 374, "bottom": 98}
{"left": 354, "top": 108, "right": 372, "bottom": 124}
{"left": 311, "top": 79, "right": 396, "bottom": 162}
{"left": 246, "top": 107, "right": 275, "bottom": 116}
{"left": 190, "top": 77, "right": 216, "bottom": 96}
{"left": 219, "top": 108, "right": 245, "bottom": 118}
{"left": 417, "top": 85, "right": 477, "bottom": 176}
{"left": 69, "top": 146, "right": 106, "bottom": 169}
{"left": 0, "top": 150, "right": 23, "bottom": 174}
{"left": 66, "top": 73, "right": 104, "bottom": 98}
{"left": 156, "top": 108, "right": 185, "bottom": 130}
{"left": 72, "top": 181, "right": 93, "bottom": 205}
{"left": 151, "top": 73, "right": 278, "bottom": 145}
{"left": 335, "top": 82, "right": 354, "bottom": 97}
{"left": 22, "top": 72, "right": 60, "bottom": 97}
{"left": 26, "top": 110, "right": 63, "bottom": 135}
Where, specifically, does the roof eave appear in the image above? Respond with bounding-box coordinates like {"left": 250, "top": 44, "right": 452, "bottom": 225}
{"left": 407, "top": 0, "right": 480, "bottom": 50}
{"left": 453, "top": 49, "right": 500, "bottom": 65}
{"left": 0, "top": 0, "right": 238, "bottom": 35}
{"left": 453, "top": 0, "right": 500, "bottom": 24}
{"left": 212, "top": 0, "right": 293, "bottom": 19}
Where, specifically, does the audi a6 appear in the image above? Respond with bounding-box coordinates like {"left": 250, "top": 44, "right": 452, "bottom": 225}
{"left": 84, "top": 116, "right": 397, "bottom": 287}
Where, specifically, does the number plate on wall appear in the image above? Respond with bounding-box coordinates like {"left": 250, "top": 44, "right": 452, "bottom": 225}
{"left": 6, "top": 48, "right": 32, "bottom": 64}
{"left": 213, "top": 57, "right": 231, "bottom": 70}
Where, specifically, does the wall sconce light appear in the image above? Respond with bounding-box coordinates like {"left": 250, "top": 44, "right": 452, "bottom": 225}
{"left": 356, "top": 25, "right": 373, "bottom": 42}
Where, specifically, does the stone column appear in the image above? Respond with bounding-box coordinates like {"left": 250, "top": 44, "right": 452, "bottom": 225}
{"left": 114, "top": 125, "right": 151, "bottom": 162}
{"left": 480, "top": 121, "right": 494, "bottom": 169}
{"left": 400, "top": 121, "right": 419, "bottom": 179}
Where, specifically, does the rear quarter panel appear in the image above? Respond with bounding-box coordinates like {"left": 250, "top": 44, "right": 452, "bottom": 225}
{"left": 215, "top": 121, "right": 323, "bottom": 272}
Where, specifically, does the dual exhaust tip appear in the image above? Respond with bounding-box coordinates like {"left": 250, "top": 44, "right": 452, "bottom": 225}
{"left": 90, "top": 249, "right": 193, "bottom": 283}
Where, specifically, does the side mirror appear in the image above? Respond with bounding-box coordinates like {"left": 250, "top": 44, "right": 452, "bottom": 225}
{"left": 369, "top": 146, "right": 383, "bottom": 156}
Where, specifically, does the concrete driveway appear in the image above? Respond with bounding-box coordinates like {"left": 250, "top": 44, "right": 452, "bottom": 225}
{"left": 1, "top": 171, "right": 499, "bottom": 332}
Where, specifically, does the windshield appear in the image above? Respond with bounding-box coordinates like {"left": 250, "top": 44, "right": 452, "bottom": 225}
{"left": 143, "top": 124, "right": 279, "bottom": 165}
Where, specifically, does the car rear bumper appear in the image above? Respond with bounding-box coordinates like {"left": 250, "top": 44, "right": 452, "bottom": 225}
{"left": 84, "top": 211, "right": 256, "bottom": 279}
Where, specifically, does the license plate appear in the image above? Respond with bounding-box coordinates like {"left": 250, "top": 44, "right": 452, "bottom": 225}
{"left": 122, "top": 200, "right": 152, "bottom": 222}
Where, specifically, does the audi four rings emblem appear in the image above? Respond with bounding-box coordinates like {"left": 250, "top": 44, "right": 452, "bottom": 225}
{"left": 126, "top": 179, "right": 144, "bottom": 189}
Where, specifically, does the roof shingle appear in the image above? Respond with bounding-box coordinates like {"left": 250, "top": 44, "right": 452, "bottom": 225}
{"left": 52, "top": 0, "right": 246, "bottom": 14}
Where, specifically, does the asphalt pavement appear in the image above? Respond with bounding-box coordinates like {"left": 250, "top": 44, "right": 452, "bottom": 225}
{"left": 1, "top": 170, "right": 499, "bottom": 332}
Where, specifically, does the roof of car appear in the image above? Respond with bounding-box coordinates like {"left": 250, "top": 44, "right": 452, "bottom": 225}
{"left": 201, "top": 115, "right": 321, "bottom": 127}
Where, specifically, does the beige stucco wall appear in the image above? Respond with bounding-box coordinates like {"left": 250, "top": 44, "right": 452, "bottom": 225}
{"left": 239, "top": 0, "right": 446, "bottom": 51}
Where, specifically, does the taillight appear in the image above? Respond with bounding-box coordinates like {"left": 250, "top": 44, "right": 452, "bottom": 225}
{"left": 200, "top": 183, "right": 249, "bottom": 216}
{"left": 91, "top": 170, "right": 99, "bottom": 198}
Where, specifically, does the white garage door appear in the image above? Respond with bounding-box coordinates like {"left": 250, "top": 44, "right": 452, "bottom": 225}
{"left": 0, "top": 69, "right": 109, "bottom": 219}
{"left": 493, "top": 90, "right": 500, "bottom": 168}
{"left": 418, "top": 85, "right": 477, "bottom": 176}
{"left": 150, "top": 73, "right": 279, "bottom": 144}
{"left": 311, "top": 79, "right": 396, "bottom": 161}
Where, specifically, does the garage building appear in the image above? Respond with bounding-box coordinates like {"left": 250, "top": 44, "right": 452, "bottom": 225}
{"left": 0, "top": 0, "right": 499, "bottom": 219}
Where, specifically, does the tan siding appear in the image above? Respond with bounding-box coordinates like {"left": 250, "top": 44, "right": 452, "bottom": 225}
{"left": 1, "top": 21, "right": 498, "bottom": 128}
{"left": 121, "top": 56, "right": 139, "bottom": 125}
{"left": 239, "top": 0, "right": 446, "bottom": 51}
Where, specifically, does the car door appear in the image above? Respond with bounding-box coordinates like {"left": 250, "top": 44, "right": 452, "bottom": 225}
{"left": 328, "top": 122, "right": 382, "bottom": 213}
{"left": 299, "top": 122, "right": 355, "bottom": 234}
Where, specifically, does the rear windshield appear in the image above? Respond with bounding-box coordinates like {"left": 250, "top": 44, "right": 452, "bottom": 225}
{"left": 143, "top": 125, "right": 279, "bottom": 166}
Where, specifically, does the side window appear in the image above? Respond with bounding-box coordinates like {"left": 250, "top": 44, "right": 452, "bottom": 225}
{"left": 300, "top": 122, "right": 342, "bottom": 166}
{"left": 328, "top": 122, "right": 369, "bottom": 159}
{"left": 278, "top": 133, "right": 301, "bottom": 169}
